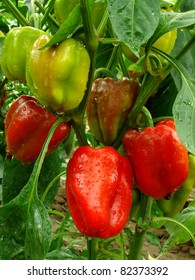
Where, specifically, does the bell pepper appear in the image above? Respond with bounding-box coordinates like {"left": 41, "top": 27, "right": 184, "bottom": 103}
{"left": 54, "top": 0, "right": 80, "bottom": 25}
{"left": 66, "top": 146, "right": 133, "bottom": 238}
{"left": 122, "top": 120, "right": 189, "bottom": 199}
{"left": 152, "top": 29, "right": 177, "bottom": 55}
{"left": 86, "top": 77, "right": 139, "bottom": 145}
{"left": 5, "top": 95, "right": 70, "bottom": 164}
{"left": 26, "top": 35, "right": 90, "bottom": 113}
{"left": 157, "top": 154, "right": 195, "bottom": 216}
{"left": 54, "top": 0, "right": 107, "bottom": 28}
{"left": 1, "top": 26, "right": 46, "bottom": 82}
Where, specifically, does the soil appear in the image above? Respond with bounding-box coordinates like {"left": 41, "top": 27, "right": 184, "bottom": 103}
{"left": 51, "top": 180, "right": 195, "bottom": 260}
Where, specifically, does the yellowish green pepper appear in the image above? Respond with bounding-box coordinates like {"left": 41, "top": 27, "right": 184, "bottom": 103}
{"left": 1, "top": 26, "right": 46, "bottom": 82}
{"left": 157, "top": 154, "right": 195, "bottom": 217}
{"left": 54, "top": 0, "right": 107, "bottom": 28}
{"left": 26, "top": 35, "right": 90, "bottom": 113}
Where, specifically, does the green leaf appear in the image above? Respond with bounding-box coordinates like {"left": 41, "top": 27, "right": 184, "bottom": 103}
{"left": 41, "top": 4, "right": 81, "bottom": 48}
{"left": 151, "top": 47, "right": 195, "bottom": 155}
{"left": 49, "top": 212, "right": 71, "bottom": 252}
{"left": 145, "top": 231, "right": 161, "bottom": 248}
{"left": 0, "top": 160, "right": 52, "bottom": 259}
{"left": 147, "top": 75, "right": 178, "bottom": 118}
{"left": 46, "top": 247, "right": 86, "bottom": 260}
{"left": 0, "top": 118, "right": 63, "bottom": 259}
{"left": 25, "top": 188, "right": 52, "bottom": 259}
{"left": 171, "top": 29, "right": 195, "bottom": 87}
{"left": 181, "top": 0, "right": 195, "bottom": 12}
{"left": 2, "top": 149, "right": 62, "bottom": 207}
{"left": 161, "top": 206, "right": 195, "bottom": 254}
{"left": 107, "top": 0, "right": 160, "bottom": 56}
{"left": 173, "top": 72, "right": 195, "bottom": 154}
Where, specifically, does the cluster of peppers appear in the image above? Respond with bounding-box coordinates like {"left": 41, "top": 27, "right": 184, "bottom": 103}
{"left": 0, "top": 23, "right": 90, "bottom": 163}
{"left": 66, "top": 81, "right": 191, "bottom": 238}
{"left": 0, "top": 0, "right": 194, "bottom": 240}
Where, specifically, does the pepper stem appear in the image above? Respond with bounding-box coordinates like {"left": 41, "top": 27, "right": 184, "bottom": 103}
{"left": 87, "top": 238, "right": 99, "bottom": 260}
{"left": 71, "top": 0, "right": 98, "bottom": 140}
{"left": 128, "top": 195, "right": 153, "bottom": 259}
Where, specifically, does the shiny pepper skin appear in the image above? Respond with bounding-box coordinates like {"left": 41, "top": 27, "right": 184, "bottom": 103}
{"left": 87, "top": 77, "right": 139, "bottom": 145}
{"left": 66, "top": 146, "right": 133, "bottom": 238}
{"left": 122, "top": 120, "right": 189, "bottom": 199}
{"left": 153, "top": 28, "right": 177, "bottom": 55}
{"left": 54, "top": 0, "right": 107, "bottom": 28}
{"left": 157, "top": 154, "right": 195, "bottom": 216}
{"left": 5, "top": 95, "right": 70, "bottom": 164}
{"left": 26, "top": 35, "right": 90, "bottom": 113}
{"left": 1, "top": 26, "right": 46, "bottom": 82}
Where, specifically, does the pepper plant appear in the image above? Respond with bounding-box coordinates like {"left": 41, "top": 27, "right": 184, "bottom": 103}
{"left": 0, "top": 0, "right": 195, "bottom": 260}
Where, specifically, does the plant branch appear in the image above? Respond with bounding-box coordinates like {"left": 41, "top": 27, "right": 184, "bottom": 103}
{"left": 34, "top": 0, "right": 59, "bottom": 30}
{"left": 128, "top": 195, "right": 153, "bottom": 259}
{"left": 2, "top": 0, "right": 28, "bottom": 26}
{"left": 173, "top": 0, "right": 185, "bottom": 12}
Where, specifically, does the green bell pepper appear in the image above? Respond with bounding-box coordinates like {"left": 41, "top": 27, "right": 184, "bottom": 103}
{"left": 54, "top": 0, "right": 107, "bottom": 28}
{"left": 157, "top": 154, "right": 195, "bottom": 217}
{"left": 1, "top": 26, "right": 46, "bottom": 82}
{"left": 26, "top": 35, "right": 90, "bottom": 112}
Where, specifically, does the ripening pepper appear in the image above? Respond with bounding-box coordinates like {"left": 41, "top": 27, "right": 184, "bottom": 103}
{"left": 157, "top": 154, "right": 195, "bottom": 216}
{"left": 1, "top": 26, "right": 46, "bottom": 82}
{"left": 122, "top": 120, "right": 189, "bottom": 199}
{"left": 26, "top": 35, "right": 90, "bottom": 112}
{"left": 66, "top": 146, "right": 133, "bottom": 238}
{"left": 152, "top": 29, "right": 177, "bottom": 55}
{"left": 5, "top": 95, "right": 70, "bottom": 164}
{"left": 86, "top": 77, "right": 139, "bottom": 145}
{"left": 54, "top": 0, "right": 107, "bottom": 28}
{"left": 54, "top": 0, "right": 80, "bottom": 25}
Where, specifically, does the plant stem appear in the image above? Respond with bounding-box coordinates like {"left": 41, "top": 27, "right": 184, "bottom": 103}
{"left": 31, "top": 118, "right": 65, "bottom": 187}
{"left": 128, "top": 73, "right": 163, "bottom": 127}
{"left": 71, "top": 0, "right": 98, "bottom": 145}
{"left": 34, "top": 0, "right": 59, "bottom": 30}
{"left": 106, "top": 46, "right": 118, "bottom": 71}
{"left": 40, "top": 0, "right": 56, "bottom": 27}
{"left": 41, "top": 171, "right": 66, "bottom": 203}
{"left": 173, "top": 0, "right": 185, "bottom": 11}
{"left": 77, "top": 0, "right": 98, "bottom": 116}
{"left": 2, "top": 0, "right": 28, "bottom": 26}
{"left": 87, "top": 238, "right": 99, "bottom": 260}
{"left": 71, "top": 119, "right": 88, "bottom": 146}
{"left": 97, "top": 9, "right": 109, "bottom": 37}
{"left": 117, "top": 46, "right": 129, "bottom": 77}
{"left": 94, "top": 67, "right": 116, "bottom": 79}
{"left": 128, "top": 195, "right": 153, "bottom": 259}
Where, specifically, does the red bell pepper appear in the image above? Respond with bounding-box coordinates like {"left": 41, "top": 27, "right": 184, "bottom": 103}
{"left": 66, "top": 146, "right": 133, "bottom": 238}
{"left": 5, "top": 95, "right": 70, "bottom": 164}
{"left": 122, "top": 120, "right": 189, "bottom": 199}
